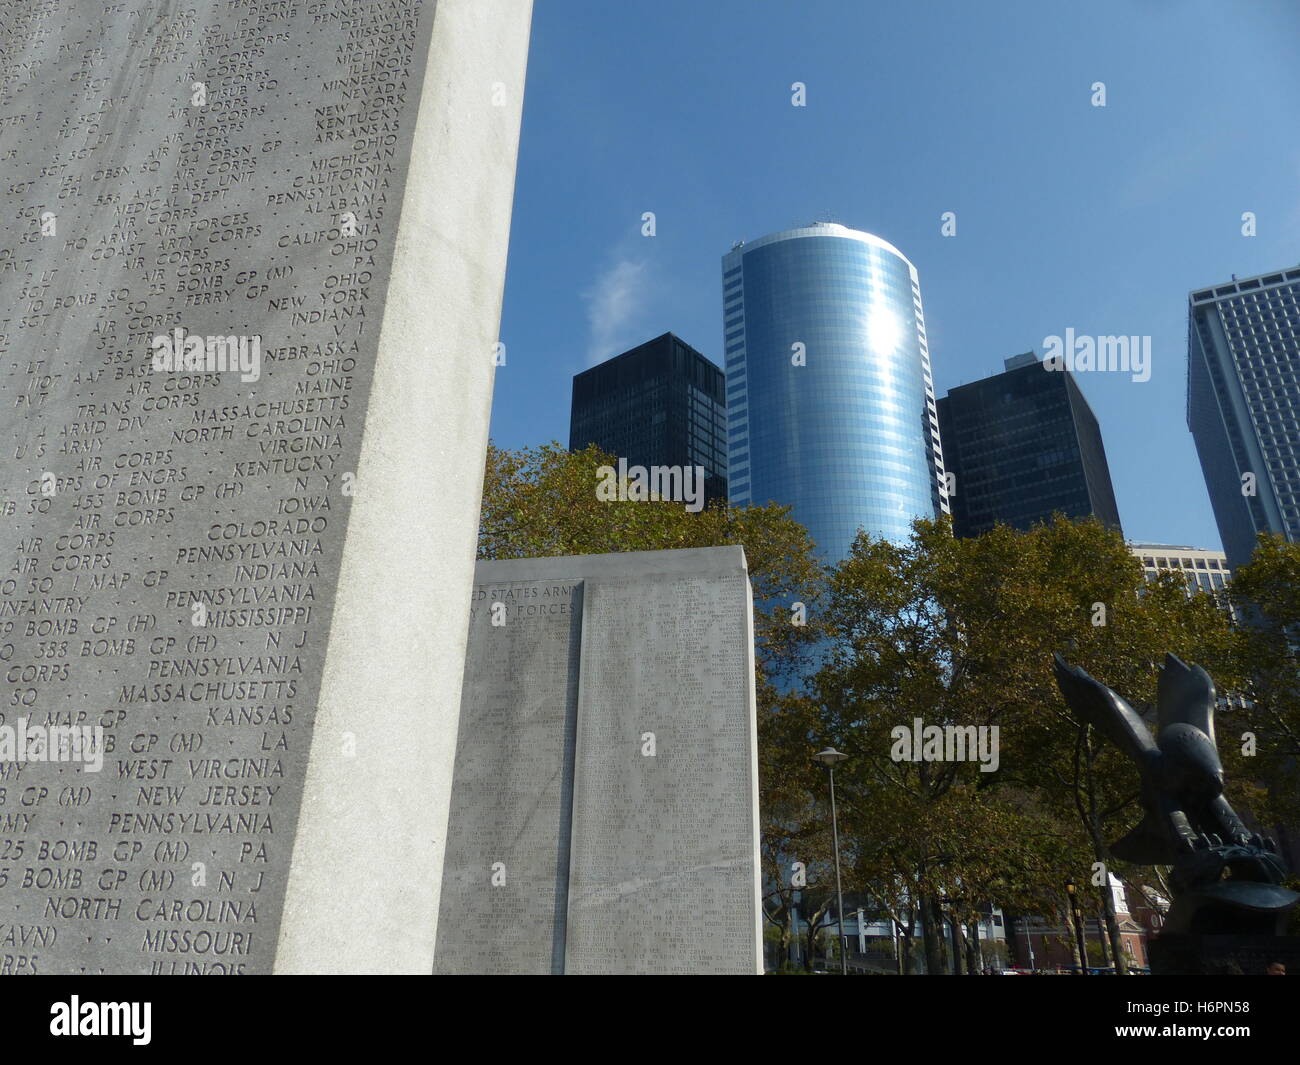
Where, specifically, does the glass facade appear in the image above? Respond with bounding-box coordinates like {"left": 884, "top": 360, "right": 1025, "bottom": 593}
{"left": 1187, "top": 267, "right": 1300, "bottom": 571}
{"left": 723, "top": 224, "right": 946, "bottom": 560}
{"left": 937, "top": 353, "right": 1123, "bottom": 539}
{"left": 570, "top": 332, "right": 728, "bottom": 504}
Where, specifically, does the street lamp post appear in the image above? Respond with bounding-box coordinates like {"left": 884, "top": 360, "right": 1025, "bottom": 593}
{"left": 815, "top": 747, "right": 849, "bottom": 975}
{"left": 1065, "top": 879, "right": 1089, "bottom": 975}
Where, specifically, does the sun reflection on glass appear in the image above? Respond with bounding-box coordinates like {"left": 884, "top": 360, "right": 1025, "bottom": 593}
{"left": 867, "top": 305, "right": 902, "bottom": 355}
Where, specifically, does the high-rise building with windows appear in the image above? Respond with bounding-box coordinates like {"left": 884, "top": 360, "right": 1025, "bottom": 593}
{"left": 937, "top": 352, "right": 1123, "bottom": 539}
{"left": 1129, "top": 543, "right": 1231, "bottom": 595}
{"left": 1187, "top": 265, "right": 1300, "bottom": 571}
{"left": 569, "top": 332, "right": 728, "bottom": 504}
{"left": 721, "top": 223, "right": 947, "bottom": 560}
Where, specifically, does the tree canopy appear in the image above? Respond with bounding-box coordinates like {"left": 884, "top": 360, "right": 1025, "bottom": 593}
{"left": 477, "top": 443, "right": 1297, "bottom": 972}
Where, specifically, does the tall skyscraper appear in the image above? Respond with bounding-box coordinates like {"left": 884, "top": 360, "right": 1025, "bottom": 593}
{"left": 1187, "top": 265, "right": 1300, "bottom": 572}
{"left": 937, "top": 352, "right": 1123, "bottom": 539}
{"left": 569, "top": 332, "right": 728, "bottom": 504}
{"left": 722, "top": 223, "right": 947, "bottom": 560}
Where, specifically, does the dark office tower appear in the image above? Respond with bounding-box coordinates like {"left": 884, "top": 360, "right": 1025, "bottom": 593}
{"left": 569, "top": 332, "right": 728, "bottom": 503}
{"left": 1187, "top": 266, "right": 1300, "bottom": 572}
{"left": 937, "top": 352, "right": 1123, "bottom": 539}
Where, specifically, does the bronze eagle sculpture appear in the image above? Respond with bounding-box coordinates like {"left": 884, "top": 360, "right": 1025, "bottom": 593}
{"left": 1053, "top": 652, "right": 1296, "bottom": 934}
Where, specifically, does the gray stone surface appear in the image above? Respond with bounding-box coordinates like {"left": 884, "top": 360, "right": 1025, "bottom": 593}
{"left": 434, "top": 579, "right": 582, "bottom": 975}
{"left": 0, "top": 0, "right": 531, "bottom": 975}
{"left": 435, "top": 547, "right": 764, "bottom": 975}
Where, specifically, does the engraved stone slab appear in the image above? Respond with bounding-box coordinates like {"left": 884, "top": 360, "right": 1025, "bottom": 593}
{"left": 0, "top": 0, "right": 532, "bottom": 974}
{"left": 434, "top": 547, "right": 763, "bottom": 975}
{"left": 433, "top": 579, "right": 581, "bottom": 975}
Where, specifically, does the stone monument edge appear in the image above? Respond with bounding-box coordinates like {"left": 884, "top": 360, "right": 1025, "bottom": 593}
{"left": 272, "top": 0, "right": 534, "bottom": 974}
{"left": 741, "top": 561, "right": 764, "bottom": 974}
{"left": 474, "top": 544, "right": 750, "bottom": 585}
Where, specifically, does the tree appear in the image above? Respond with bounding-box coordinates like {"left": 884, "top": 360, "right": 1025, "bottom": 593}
{"left": 813, "top": 515, "right": 1239, "bottom": 973}
{"left": 1227, "top": 533, "right": 1300, "bottom": 830}
{"left": 479, "top": 442, "right": 825, "bottom": 680}
{"left": 757, "top": 680, "right": 833, "bottom": 969}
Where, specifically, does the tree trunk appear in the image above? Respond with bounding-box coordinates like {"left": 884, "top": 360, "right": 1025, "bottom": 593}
{"left": 1100, "top": 898, "right": 1128, "bottom": 974}
{"left": 901, "top": 915, "right": 915, "bottom": 975}
{"left": 921, "top": 894, "right": 946, "bottom": 975}
{"left": 950, "top": 918, "right": 965, "bottom": 974}
{"left": 804, "top": 901, "right": 830, "bottom": 971}
{"left": 1095, "top": 911, "right": 1112, "bottom": 970}
{"left": 1082, "top": 850, "right": 1131, "bottom": 973}
{"left": 1081, "top": 728, "right": 1130, "bottom": 973}
{"left": 966, "top": 920, "right": 983, "bottom": 974}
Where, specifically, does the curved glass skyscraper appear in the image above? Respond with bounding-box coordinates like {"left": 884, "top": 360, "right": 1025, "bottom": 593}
{"left": 722, "top": 223, "right": 948, "bottom": 560}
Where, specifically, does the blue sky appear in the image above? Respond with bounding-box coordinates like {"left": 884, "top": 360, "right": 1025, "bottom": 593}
{"left": 491, "top": 0, "right": 1300, "bottom": 553}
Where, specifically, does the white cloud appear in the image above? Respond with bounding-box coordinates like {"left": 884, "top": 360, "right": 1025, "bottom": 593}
{"left": 582, "top": 256, "right": 650, "bottom": 366}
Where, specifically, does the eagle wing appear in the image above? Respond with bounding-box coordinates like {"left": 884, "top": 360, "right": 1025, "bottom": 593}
{"left": 1157, "top": 653, "right": 1217, "bottom": 746}
{"left": 1052, "top": 654, "right": 1158, "bottom": 764}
